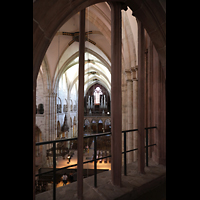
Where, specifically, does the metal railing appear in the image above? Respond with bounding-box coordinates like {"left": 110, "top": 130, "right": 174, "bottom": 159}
{"left": 35, "top": 126, "right": 156, "bottom": 199}
{"left": 122, "top": 128, "right": 138, "bottom": 176}
{"left": 145, "top": 126, "right": 157, "bottom": 166}
{"left": 122, "top": 126, "right": 157, "bottom": 176}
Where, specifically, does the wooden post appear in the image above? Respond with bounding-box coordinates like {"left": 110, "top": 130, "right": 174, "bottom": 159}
{"left": 137, "top": 20, "right": 145, "bottom": 174}
{"left": 33, "top": 79, "right": 36, "bottom": 200}
{"left": 110, "top": 2, "right": 122, "bottom": 186}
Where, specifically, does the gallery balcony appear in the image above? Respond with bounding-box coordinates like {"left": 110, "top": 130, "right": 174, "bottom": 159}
{"left": 35, "top": 127, "right": 166, "bottom": 200}
{"left": 35, "top": 158, "right": 166, "bottom": 200}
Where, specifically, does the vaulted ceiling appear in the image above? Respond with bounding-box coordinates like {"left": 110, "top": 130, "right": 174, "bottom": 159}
{"left": 39, "top": 2, "right": 138, "bottom": 95}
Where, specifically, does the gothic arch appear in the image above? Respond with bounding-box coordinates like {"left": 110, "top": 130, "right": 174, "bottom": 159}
{"left": 42, "top": 56, "right": 51, "bottom": 92}
{"left": 97, "top": 119, "right": 103, "bottom": 133}
{"left": 84, "top": 78, "right": 111, "bottom": 98}
{"left": 53, "top": 46, "right": 111, "bottom": 94}
{"left": 91, "top": 118, "right": 98, "bottom": 133}
{"left": 105, "top": 118, "right": 111, "bottom": 132}
{"left": 33, "top": 0, "right": 166, "bottom": 81}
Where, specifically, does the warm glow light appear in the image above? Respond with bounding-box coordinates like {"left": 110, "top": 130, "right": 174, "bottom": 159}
{"left": 56, "top": 150, "right": 111, "bottom": 170}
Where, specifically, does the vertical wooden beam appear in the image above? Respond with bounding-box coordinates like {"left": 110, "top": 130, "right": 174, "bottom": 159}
{"left": 33, "top": 79, "right": 36, "bottom": 200}
{"left": 77, "top": 8, "right": 85, "bottom": 200}
{"left": 110, "top": 2, "right": 122, "bottom": 186}
{"left": 137, "top": 20, "right": 145, "bottom": 174}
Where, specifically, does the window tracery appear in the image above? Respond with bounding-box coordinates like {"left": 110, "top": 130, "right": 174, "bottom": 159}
{"left": 94, "top": 87, "right": 102, "bottom": 105}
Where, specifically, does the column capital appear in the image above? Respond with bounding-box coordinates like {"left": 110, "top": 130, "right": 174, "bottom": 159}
{"left": 124, "top": 69, "right": 133, "bottom": 82}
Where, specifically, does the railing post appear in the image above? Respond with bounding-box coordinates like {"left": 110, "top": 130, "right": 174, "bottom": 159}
{"left": 124, "top": 131, "right": 127, "bottom": 176}
{"left": 146, "top": 129, "right": 148, "bottom": 167}
{"left": 94, "top": 136, "right": 97, "bottom": 187}
{"left": 53, "top": 142, "right": 56, "bottom": 200}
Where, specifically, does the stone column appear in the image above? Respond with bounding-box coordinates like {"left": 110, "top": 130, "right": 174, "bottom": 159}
{"left": 132, "top": 67, "right": 138, "bottom": 162}
{"left": 121, "top": 83, "right": 127, "bottom": 164}
{"left": 54, "top": 93, "right": 57, "bottom": 140}
{"left": 125, "top": 69, "right": 133, "bottom": 163}
{"left": 46, "top": 92, "right": 57, "bottom": 167}
{"left": 48, "top": 93, "right": 56, "bottom": 141}
{"left": 152, "top": 45, "right": 166, "bottom": 165}
{"left": 137, "top": 20, "right": 145, "bottom": 174}
{"left": 77, "top": 8, "right": 85, "bottom": 200}
{"left": 50, "top": 93, "right": 57, "bottom": 141}
{"left": 110, "top": 2, "right": 122, "bottom": 187}
{"left": 44, "top": 92, "right": 51, "bottom": 167}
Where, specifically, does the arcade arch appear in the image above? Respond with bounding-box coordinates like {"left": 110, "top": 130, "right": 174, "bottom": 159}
{"left": 33, "top": 1, "right": 166, "bottom": 198}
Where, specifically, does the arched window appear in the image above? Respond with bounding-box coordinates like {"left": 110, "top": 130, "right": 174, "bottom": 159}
{"left": 105, "top": 119, "right": 111, "bottom": 125}
{"left": 94, "top": 87, "right": 102, "bottom": 105}
{"left": 85, "top": 119, "right": 90, "bottom": 126}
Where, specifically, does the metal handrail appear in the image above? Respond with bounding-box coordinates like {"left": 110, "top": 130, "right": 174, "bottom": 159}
{"left": 35, "top": 131, "right": 112, "bottom": 146}
{"left": 122, "top": 128, "right": 138, "bottom": 133}
{"left": 35, "top": 127, "right": 156, "bottom": 199}
{"left": 145, "top": 126, "right": 157, "bottom": 130}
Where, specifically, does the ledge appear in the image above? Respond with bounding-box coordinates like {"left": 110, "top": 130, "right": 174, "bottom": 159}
{"left": 36, "top": 159, "right": 166, "bottom": 200}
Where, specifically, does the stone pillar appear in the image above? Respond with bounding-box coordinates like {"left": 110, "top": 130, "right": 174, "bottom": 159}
{"left": 125, "top": 69, "right": 133, "bottom": 163}
{"left": 77, "top": 8, "right": 85, "bottom": 200}
{"left": 50, "top": 93, "right": 57, "bottom": 141}
{"left": 54, "top": 93, "right": 57, "bottom": 140}
{"left": 132, "top": 67, "right": 138, "bottom": 162}
{"left": 121, "top": 83, "right": 127, "bottom": 164}
{"left": 110, "top": 2, "right": 122, "bottom": 186}
{"left": 137, "top": 20, "right": 145, "bottom": 174}
{"left": 152, "top": 45, "right": 166, "bottom": 165}
{"left": 44, "top": 92, "right": 51, "bottom": 167}
{"left": 152, "top": 45, "right": 159, "bottom": 163}
{"left": 47, "top": 93, "right": 57, "bottom": 142}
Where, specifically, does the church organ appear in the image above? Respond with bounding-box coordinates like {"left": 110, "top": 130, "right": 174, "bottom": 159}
{"left": 84, "top": 83, "right": 110, "bottom": 116}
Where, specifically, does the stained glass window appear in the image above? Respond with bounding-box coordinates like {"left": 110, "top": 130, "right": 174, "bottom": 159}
{"left": 94, "top": 87, "right": 102, "bottom": 105}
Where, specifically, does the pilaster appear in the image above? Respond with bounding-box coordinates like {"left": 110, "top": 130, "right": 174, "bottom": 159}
{"left": 131, "top": 67, "right": 138, "bottom": 161}
{"left": 124, "top": 69, "right": 133, "bottom": 163}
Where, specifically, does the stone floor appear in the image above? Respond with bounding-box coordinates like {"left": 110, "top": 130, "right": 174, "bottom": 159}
{"left": 36, "top": 159, "right": 166, "bottom": 200}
